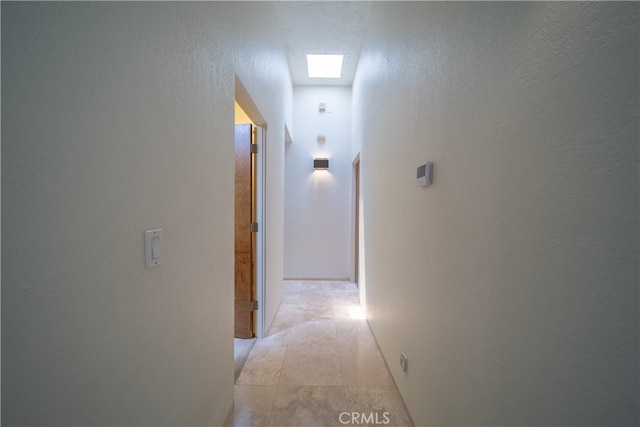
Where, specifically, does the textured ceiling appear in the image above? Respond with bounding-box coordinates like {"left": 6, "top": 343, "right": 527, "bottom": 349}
{"left": 274, "top": 1, "right": 373, "bottom": 86}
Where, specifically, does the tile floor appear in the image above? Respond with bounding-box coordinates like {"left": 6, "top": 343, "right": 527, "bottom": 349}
{"left": 234, "top": 337, "right": 257, "bottom": 382}
{"left": 225, "top": 280, "right": 413, "bottom": 427}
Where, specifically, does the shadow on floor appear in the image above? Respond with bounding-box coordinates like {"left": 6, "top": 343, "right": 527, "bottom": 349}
{"left": 234, "top": 337, "right": 257, "bottom": 382}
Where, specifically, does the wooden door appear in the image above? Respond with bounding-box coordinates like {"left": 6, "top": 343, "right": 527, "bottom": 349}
{"left": 234, "top": 124, "right": 254, "bottom": 338}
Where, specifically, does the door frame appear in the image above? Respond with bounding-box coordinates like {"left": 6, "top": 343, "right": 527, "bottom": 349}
{"left": 235, "top": 76, "right": 267, "bottom": 338}
{"left": 353, "top": 153, "right": 361, "bottom": 286}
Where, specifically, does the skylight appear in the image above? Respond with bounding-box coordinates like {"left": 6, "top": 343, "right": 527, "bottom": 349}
{"left": 306, "top": 54, "right": 344, "bottom": 78}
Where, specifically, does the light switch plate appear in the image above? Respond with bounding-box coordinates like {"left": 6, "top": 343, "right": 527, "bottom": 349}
{"left": 144, "top": 229, "right": 164, "bottom": 268}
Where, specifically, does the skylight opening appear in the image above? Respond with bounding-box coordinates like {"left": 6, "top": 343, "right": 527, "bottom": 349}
{"left": 306, "top": 54, "right": 344, "bottom": 78}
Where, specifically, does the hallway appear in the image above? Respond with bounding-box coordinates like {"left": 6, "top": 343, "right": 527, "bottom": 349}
{"left": 2, "top": 2, "right": 637, "bottom": 426}
{"left": 226, "top": 281, "right": 413, "bottom": 426}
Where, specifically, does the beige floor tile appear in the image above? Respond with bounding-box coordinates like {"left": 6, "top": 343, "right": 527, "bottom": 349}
{"left": 281, "top": 292, "right": 307, "bottom": 305}
{"left": 268, "top": 385, "right": 348, "bottom": 427}
{"left": 332, "top": 292, "right": 361, "bottom": 306}
{"left": 335, "top": 318, "right": 374, "bottom": 337}
{"left": 345, "top": 386, "right": 414, "bottom": 426}
{"left": 270, "top": 303, "right": 299, "bottom": 321}
{"left": 328, "top": 281, "right": 358, "bottom": 291}
{"left": 258, "top": 329, "right": 291, "bottom": 347}
{"left": 298, "top": 303, "right": 334, "bottom": 321}
{"left": 236, "top": 346, "right": 286, "bottom": 385}
{"left": 288, "top": 320, "right": 337, "bottom": 347}
{"left": 334, "top": 303, "right": 367, "bottom": 321}
{"left": 279, "top": 345, "right": 343, "bottom": 385}
{"left": 302, "top": 281, "right": 333, "bottom": 292}
{"left": 225, "top": 385, "right": 276, "bottom": 427}
{"left": 232, "top": 281, "right": 412, "bottom": 426}
{"left": 234, "top": 338, "right": 256, "bottom": 382}
{"left": 268, "top": 305, "right": 300, "bottom": 334}
{"left": 282, "top": 281, "right": 302, "bottom": 294}
{"left": 339, "top": 341, "right": 395, "bottom": 387}
{"left": 297, "top": 293, "right": 334, "bottom": 307}
{"left": 335, "top": 320, "right": 378, "bottom": 352}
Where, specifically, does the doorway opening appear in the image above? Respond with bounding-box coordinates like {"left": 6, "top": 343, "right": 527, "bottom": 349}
{"left": 234, "top": 77, "right": 267, "bottom": 339}
{"left": 233, "top": 77, "right": 267, "bottom": 380}
{"left": 234, "top": 120, "right": 255, "bottom": 339}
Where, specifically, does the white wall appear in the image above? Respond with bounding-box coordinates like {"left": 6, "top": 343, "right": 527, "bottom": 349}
{"left": 1, "top": 2, "right": 291, "bottom": 426}
{"left": 353, "top": 2, "right": 638, "bottom": 426}
{"left": 284, "top": 86, "right": 352, "bottom": 280}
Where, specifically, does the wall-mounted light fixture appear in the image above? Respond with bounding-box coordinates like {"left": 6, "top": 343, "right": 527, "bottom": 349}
{"left": 314, "top": 158, "right": 329, "bottom": 170}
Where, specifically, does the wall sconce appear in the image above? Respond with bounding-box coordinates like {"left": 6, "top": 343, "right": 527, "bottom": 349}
{"left": 314, "top": 158, "right": 329, "bottom": 170}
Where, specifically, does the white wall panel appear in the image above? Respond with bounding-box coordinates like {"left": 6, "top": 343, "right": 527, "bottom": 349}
{"left": 1, "top": 2, "right": 291, "bottom": 425}
{"left": 284, "top": 87, "right": 352, "bottom": 280}
{"left": 353, "top": 2, "right": 638, "bottom": 426}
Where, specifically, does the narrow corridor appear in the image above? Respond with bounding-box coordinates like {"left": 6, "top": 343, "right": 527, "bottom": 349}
{"left": 226, "top": 281, "right": 413, "bottom": 426}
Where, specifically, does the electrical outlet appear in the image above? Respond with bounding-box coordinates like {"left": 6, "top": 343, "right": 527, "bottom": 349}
{"left": 400, "top": 352, "right": 408, "bottom": 373}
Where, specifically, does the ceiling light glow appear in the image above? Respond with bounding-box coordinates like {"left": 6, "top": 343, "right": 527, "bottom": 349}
{"left": 307, "top": 54, "right": 343, "bottom": 78}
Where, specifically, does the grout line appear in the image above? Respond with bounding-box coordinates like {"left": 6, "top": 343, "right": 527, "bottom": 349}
{"left": 265, "top": 383, "right": 278, "bottom": 427}
{"left": 334, "top": 296, "right": 352, "bottom": 417}
{"left": 276, "top": 345, "right": 288, "bottom": 387}
{"left": 267, "top": 300, "right": 292, "bottom": 427}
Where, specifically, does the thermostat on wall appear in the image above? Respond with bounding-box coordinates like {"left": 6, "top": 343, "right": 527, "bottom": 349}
{"left": 417, "top": 162, "right": 433, "bottom": 186}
